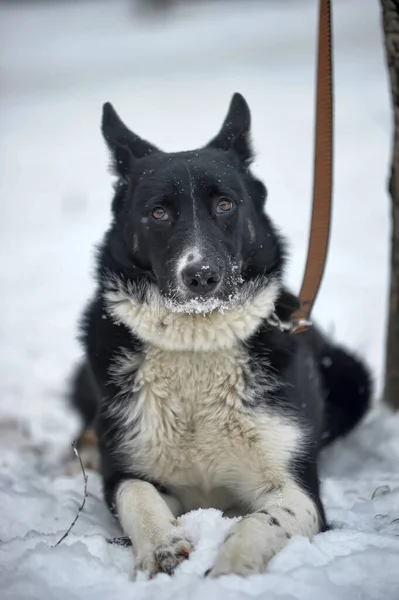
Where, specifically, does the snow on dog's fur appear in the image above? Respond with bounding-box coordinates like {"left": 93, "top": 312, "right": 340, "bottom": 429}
{"left": 69, "top": 93, "right": 371, "bottom": 578}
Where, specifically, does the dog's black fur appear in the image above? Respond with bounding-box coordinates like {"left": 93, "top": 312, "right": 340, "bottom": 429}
{"left": 69, "top": 93, "right": 371, "bottom": 575}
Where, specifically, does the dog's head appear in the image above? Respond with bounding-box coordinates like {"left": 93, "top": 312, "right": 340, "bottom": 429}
{"left": 101, "top": 94, "right": 287, "bottom": 349}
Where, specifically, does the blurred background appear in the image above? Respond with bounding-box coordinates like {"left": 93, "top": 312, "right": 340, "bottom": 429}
{"left": 0, "top": 0, "right": 391, "bottom": 448}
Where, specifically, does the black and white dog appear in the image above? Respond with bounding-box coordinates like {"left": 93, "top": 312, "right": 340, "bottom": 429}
{"left": 69, "top": 93, "right": 371, "bottom": 578}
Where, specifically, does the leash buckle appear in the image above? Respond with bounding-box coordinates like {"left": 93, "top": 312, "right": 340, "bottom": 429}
{"left": 290, "top": 318, "right": 313, "bottom": 334}
{"left": 268, "top": 312, "right": 312, "bottom": 334}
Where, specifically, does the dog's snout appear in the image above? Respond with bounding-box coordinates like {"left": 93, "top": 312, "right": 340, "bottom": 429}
{"left": 182, "top": 263, "right": 222, "bottom": 295}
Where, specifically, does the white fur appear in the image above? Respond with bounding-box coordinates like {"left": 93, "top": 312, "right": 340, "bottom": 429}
{"left": 110, "top": 339, "right": 306, "bottom": 510}
{"left": 104, "top": 275, "right": 280, "bottom": 351}
{"left": 175, "top": 247, "right": 202, "bottom": 279}
{"left": 209, "top": 482, "right": 319, "bottom": 577}
{"left": 112, "top": 344, "right": 298, "bottom": 471}
{"left": 103, "top": 272, "right": 314, "bottom": 577}
{"left": 116, "top": 480, "right": 191, "bottom": 576}
{"left": 110, "top": 339, "right": 310, "bottom": 576}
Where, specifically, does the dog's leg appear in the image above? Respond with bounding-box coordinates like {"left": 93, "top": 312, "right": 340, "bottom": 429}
{"left": 208, "top": 480, "right": 321, "bottom": 578}
{"left": 116, "top": 480, "right": 192, "bottom": 577}
{"left": 63, "top": 427, "right": 100, "bottom": 475}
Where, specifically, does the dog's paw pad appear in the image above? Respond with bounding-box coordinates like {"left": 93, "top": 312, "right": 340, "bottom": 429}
{"left": 137, "top": 537, "right": 192, "bottom": 578}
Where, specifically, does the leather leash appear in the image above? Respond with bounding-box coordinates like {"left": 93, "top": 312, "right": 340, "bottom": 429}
{"left": 291, "top": 0, "right": 333, "bottom": 334}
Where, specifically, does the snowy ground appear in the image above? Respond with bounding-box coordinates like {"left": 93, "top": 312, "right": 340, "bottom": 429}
{"left": 1, "top": 0, "right": 399, "bottom": 598}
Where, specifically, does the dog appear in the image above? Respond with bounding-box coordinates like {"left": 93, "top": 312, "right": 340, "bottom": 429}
{"left": 69, "top": 93, "right": 371, "bottom": 578}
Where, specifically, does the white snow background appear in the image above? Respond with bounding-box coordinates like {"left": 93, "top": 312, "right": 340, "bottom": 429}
{"left": 1, "top": 0, "right": 399, "bottom": 598}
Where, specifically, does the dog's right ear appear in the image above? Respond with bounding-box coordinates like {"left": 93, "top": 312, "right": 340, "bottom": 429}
{"left": 207, "top": 93, "right": 252, "bottom": 165}
{"left": 101, "top": 103, "right": 160, "bottom": 178}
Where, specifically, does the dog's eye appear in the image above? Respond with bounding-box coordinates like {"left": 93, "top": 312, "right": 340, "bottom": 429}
{"left": 216, "top": 198, "right": 233, "bottom": 214}
{"left": 151, "top": 207, "right": 169, "bottom": 221}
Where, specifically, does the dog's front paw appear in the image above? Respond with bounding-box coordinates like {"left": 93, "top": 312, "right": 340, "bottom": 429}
{"left": 208, "top": 513, "right": 288, "bottom": 578}
{"left": 136, "top": 535, "right": 192, "bottom": 578}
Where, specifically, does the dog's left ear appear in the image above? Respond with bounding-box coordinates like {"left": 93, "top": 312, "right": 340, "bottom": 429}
{"left": 207, "top": 93, "right": 252, "bottom": 164}
{"left": 102, "top": 102, "right": 160, "bottom": 178}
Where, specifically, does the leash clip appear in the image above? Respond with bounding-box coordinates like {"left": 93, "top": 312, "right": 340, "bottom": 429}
{"left": 268, "top": 312, "right": 312, "bottom": 334}
{"left": 290, "top": 318, "right": 313, "bottom": 334}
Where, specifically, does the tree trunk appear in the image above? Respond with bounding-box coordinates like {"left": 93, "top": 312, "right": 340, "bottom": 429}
{"left": 381, "top": 0, "right": 399, "bottom": 409}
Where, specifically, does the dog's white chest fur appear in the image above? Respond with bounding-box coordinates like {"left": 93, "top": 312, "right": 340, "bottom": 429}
{"left": 117, "top": 345, "right": 302, "bottom": 513}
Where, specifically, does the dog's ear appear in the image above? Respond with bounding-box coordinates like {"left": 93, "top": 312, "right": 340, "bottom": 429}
{"left": 102, "top": 102, "right": 160, "bottom": 178}
{"left": 207, "top": 93, "right": 252, "bottom": 164}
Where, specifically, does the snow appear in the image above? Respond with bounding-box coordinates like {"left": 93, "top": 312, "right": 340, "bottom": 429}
{"left": 0, "top": 0, "right": 398, "bottom": 598}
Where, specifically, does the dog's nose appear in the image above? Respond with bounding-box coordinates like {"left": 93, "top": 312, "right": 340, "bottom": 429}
{"left": 182, "top": 264, "right": 221, "bottom": 295}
